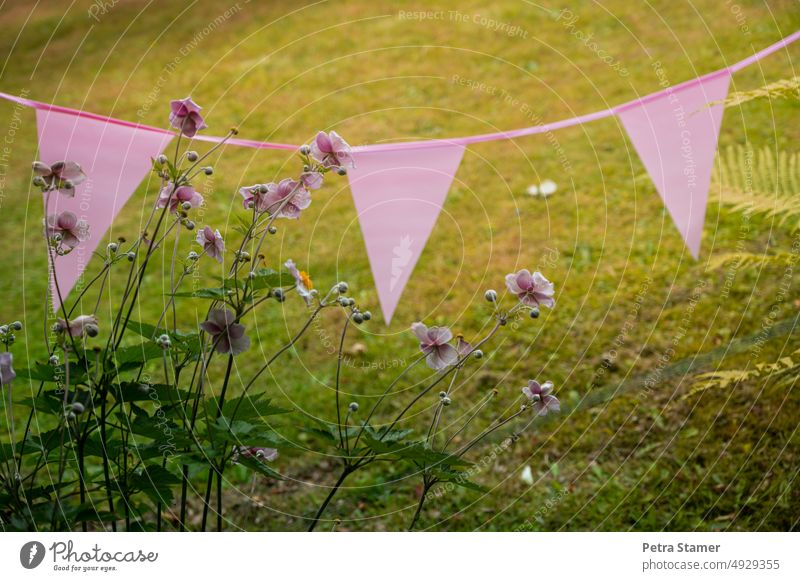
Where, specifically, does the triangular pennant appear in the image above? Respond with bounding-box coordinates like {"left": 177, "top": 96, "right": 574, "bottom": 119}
{"left": 36, "top": 109, "right": 173, "bottom": 311}
{"left": 348, "top": 145, "right": 465, "bottom": 324}
{"left": 617, "top": 71, "right": 731, "bottom": 258}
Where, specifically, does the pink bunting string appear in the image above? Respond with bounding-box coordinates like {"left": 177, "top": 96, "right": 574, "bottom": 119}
{"left": 1, "top": 31, "right": 797, "bottom": 321}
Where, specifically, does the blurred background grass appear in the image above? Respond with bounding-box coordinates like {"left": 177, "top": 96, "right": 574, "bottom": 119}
{"left": 0, "top": 0, "right": 798, "bottom": 530}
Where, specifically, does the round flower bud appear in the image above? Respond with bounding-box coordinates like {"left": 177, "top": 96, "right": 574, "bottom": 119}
{"left": 63, "top": 180, "right": 75, "bottom": 190}
{"left": 71, "top": 402, "right": 85, "bottom": 414}
{"left": 0, "top": 325, "right": 7, "bottom": 335}
{"left": 187, "top": 251, "right": 199, "bottom": 261}
{"left": 529, "top": 307, "right": 540, "bottom": 319}
{"left": 203, "top": 166, "right": 213, "bottom": 175}
{"left": 337, "top": 282, "right": 349, "bottom": 294}
{"left": 181, "top": 201, "right": 193, "bottom": 211}
{"left": 156, "top": 154, "right": 168, "bottom": 165}
{"left": 85, "top": 324, "right": 99, "bottom": 338}
{"left": 186, "top": 151, "right": 199, "bottom": 162}
{"left": 32, "top": 176, "right": 46, "bottom": 187}
{"left": 303, "top": 165, "right": 311, "bottom": 172}
{"left": 258, "top": 184, "right": 269, "bottom": 194}
{"left": 441, "top": 396, "right": 452, "bottom": 406}
{"left": 348, "top": 402, "right": 359, "bottom": 413}
{"left": 49, "top": 355, "right": 60, "bottom": 366}
{"left": 352, "top": 313, "right": 364, "bottom": 324}
{"left": 247, "top": 200, "right": 255, "bottom": 209}
{"left": 184, "top": 220, "right": 196, "bottom": 231}
{"left": 272, "top": 288, "right": 285, "bottom": 302}
{"left": 107, "top": 242, "right": 118, "bottom": 253}
{"left": 66, "top": 411, "right": 76, "bottom": 421}
{"left": 299, "top": 144, "right": 311, "bottom": 155}
{"left": 473, "top": 349, "right": 484, "bottom": 359}
{"left": 484, "top": 289, "right": 498, "bottom": 303}
{"left": 126, "top": 252, "right": 136, "bottom": 262}
{"left": 439, "top": 391, "right": 447, "bottom": 398}
{"left": 337, "top": 167, "right": 347, "bottom": 176}
{"left": 239, "top": 251, "right": 250, "bottom": 262}
{"left": 362, "top": 311, "right": 372, "bottom": 321}
{"left": 11, "top": 321, "right": 22, "bottom": 331}
{"left": 268, "top": 226, "right": 277, "bottom": 235}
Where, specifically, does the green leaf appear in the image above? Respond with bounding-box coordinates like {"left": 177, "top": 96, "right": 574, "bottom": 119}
{"left": 114, "top": 341, "right": 164, "bottom": 365}
{"left": 171, "top": 287, "right": 232, "bottom": 300}
{"left": 129, "top": 464, "right": 181, "bottom": 506}
{"left": 236, "top": 455, "right": 283, "bottom": 480}
{"left": 207, "top": 392, "right": 291, "bottom": 423}
{"left": 247, "top": 268, "right": 291, "bottom": 290}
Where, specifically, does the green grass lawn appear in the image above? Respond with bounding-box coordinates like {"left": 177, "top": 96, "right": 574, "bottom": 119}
{"left": 0, "top": 0, "right": 798, "bottom": 531}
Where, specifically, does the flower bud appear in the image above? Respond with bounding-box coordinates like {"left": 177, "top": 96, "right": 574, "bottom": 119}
{"left": 187, "top": 251, "right": 199, "bottom": 261}
{"left": 85, "top": 324, "right": 99, "bottom": 338}
{"left": 299, "top": 144, "right": 311, "bottom": 155}
{"left": 126, "top": 252, "right": 136, "bottom": 261}
{"left": 473, "top": 349, "right": 484, "bottom": 359}
{"left": 348, "top": 402, "right": 359, "bottom": 413}
{"left": 181, "top": 201, "right": 193, "bottom": 211}
{"left": 32, "top": 161, "right": 49, "bottom": 173}
{"left": 337, "top": 167, "right": 347, "bottom": 176}
{"left": 247, "top": 199, "right": 255, "bottom": 209}
{"left": 203, "top": 166, "right": 213, "bottom": 175}
{"left": 258, "top": 184, "right": 269, "bottom": 194}
{"left": 186, "top": 151, "right": 199, "bottom": 162}
{"left": 66, "top": 411, "right": 76, "bottom": 421}
{"left": 362, "top": 311, "right": 372, "bottom": 321}
{"left": 352, "top": 313, "right": 364, "bottom": 324}
{"left": 49, "top": 355, "right": 59, "bottom": 366}
{"left": 529, "top": 307, "right": 540, "bottom": 319}
{"left": 484, "top": 289, "right": 498, "bottom": 303}
{"left": 107, "top": 242, "right": 118, "bottom": 253}
{"left": 439, "top": 391, "right": 447, "bottom": 398}
{"left": 441, "top": 396, "right": 452, "bottom": 406}
{"left": 11, "top": 321, "right": 22, "bottom": 331}
{"left": 63, "top": 180, "right": 74, "bottom": 190}
{"left": 272, "top": 288, "right": 285, "bottom": 302}
{"left": 337, "top": 282, "right": 349, "bottom": 294}
{"left": 32, "top": 176, "right": 46, "bottom": 187}
{"left": 71, "top": 402, "right": 85, "bottom": 414}
{"left": 184, "top": 220, "right": 196, "bottom": 231}
{"left": 156, "top": 154, "right": 168, "bottom": 165}
{"left": 0, "top": 325, "right": 7, "bottom": 335}
{"left": 268, "top": 226, "right": 277, "bottom": 235}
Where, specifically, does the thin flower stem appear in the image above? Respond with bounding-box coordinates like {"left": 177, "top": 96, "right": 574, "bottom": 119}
{"left": 351, "top": 354, "right": 426, "bottom": 450}
{"left": 455, "top": 408, "right": 526, "bottom": 457}
{"left": 381, "top": 321, "right": 503, "bottom": 439}
{"left": 441, "top": 390, "right": 495, "bottom": 452}
{"left": 334, "top": 314, "right": 352, "bottom": 449}
{"left": 408, "top": 480, "right": 434, "bottom": 531}
{"left": 307, "top": 466, "right": 351, "bottom": 532}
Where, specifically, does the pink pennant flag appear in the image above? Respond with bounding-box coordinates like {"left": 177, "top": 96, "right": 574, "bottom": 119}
{"left": 36, "top": 109, "right": 173, "bottom": 311}
{"left": 617, "top": 71, "right": 731, "bottom": 258}
{"left": 348, "top": 144, "right": 465, "bottom": 324}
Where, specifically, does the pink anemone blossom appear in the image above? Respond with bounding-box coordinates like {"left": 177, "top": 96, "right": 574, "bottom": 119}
{"left": 196, "top": 226, "right": 224, "bottom": 263}
{"left": 169, "top": 97, "right": 207, "bottom": 138}
{"left": 505, "top": 269, "right": 555, "bottom": 308}
{"left": 157, "top": 183, "right": 204, "bottom": 213}
{"left": 33, "top": 161, "right": 87, "bottom": 197}
{"left": 285, "top": 259, "right": 313, "bottom": 305}
{"left": 46, "top": 211, "right": 89, "bottom": 251}
{"left": 522, "top": 380, "right": 560, "bottom": 416}
{"left": 261, "top": 178, "right": 310, "bottom": 219}
{"left": 0, "top": 352, "right": 15, "bottom": 386}
{"left": 411, "top": 322, "right": 459, "bottom": 371}
{"left": 310, "top": 131, "right": 354, "bottom": 169}
{"left": 54, "top": 314, "right": 99, "bottom": 338}
{"left": 200, "top": 308, "right": 250, "bottom": 355}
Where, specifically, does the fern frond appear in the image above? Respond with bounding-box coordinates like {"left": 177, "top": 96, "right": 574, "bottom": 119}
{"left": 713, "top": 144, "right": 800, "bottom": 230}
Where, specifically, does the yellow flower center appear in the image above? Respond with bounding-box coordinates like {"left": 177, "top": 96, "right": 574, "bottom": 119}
{"left": 300, "top": 271, "right": 313, "bottom": 290}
